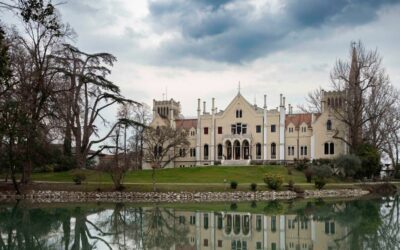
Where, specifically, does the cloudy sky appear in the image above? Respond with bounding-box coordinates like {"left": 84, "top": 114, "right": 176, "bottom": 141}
{"left": 4, "top": 0, "right": 400, "bottom": 117}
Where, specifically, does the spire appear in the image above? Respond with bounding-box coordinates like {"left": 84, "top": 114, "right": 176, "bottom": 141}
{"left": 238, "top": 81, "right": 241, "bottom": 95}
{"left": 349, "top": 41, "right": 358, "bottom": 86}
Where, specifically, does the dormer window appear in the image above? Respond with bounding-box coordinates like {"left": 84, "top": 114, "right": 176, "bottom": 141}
{"left": 301, "top": 127, "right": 307, "bottom": 133}
{"left": 327, "top": 120, "right": 332, "bottom": 131}
{"left": 236, "top": 109, "right": 243, "bottom": 118}
{"left": 288, "top": 127, "right": 294, "bottom": 133}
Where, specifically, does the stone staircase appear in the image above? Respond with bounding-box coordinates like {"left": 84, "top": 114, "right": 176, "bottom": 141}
{"left": 221, "top": 159, "right": 251, "bottom": 166}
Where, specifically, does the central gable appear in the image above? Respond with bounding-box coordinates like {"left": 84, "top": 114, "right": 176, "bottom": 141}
{"left": 219, "top": 93, "right": 261, "bottom": 118}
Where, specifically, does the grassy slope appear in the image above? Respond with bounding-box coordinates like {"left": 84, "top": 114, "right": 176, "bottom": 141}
{"left": 31, "top": 165, "right": 309, "bottom": 184}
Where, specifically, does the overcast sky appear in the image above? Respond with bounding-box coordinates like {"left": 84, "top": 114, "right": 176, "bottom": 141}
{"left": 4, "top": 0, "right": 400, "bottom": 117}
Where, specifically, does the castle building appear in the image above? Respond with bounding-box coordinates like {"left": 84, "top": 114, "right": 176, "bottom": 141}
{"left": 145, "top": 90, "right": 347, "bottom": 168}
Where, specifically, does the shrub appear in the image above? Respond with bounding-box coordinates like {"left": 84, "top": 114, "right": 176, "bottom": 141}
{"left": 312, "top": 164, "right": 333, "bottom": 178}
{"left": 288, "top": 179, "right": 295, "bottom": 191}
{"left": 230, "top": 203, "right": 238, "bottom": 210}
{"left": 293, "top": 186, "right": 305, "bottom": 194}
{"left": 314, "top": 176, "right": 327, "bottom": 189}
{"left": 356, "top": 143, "right": 381, "bottom": 178}
{"left": 312, "top": 164, "right": 332, "bottom": 190}
{"left": 304, "top": 167, "right": 313, "bottom": 183}
{"left": 335, "top": 154, "right": 361, "bottom": 178}
{"left": 287, "top": 168, "right": 292, "bottom": 175}
{"left": 250, "top": 183, "right": 257, "bottom": 191}
{"left": 264, "top": 174, "right": 283, "bottom": 190}
{"left": 295, "top": 158, "right": 310, "bottom": 171}
{"left": 72, "top": 171, "right": 86, "bottom": 185}
{"left": 230, "top": 181, "right": 238, "bottom": 189}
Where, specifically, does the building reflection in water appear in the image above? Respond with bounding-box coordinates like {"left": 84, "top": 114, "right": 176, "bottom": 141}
{"left": 3, "top": 198, "right": 392, "bottom": 250}
{"left": 171, "top": 209, "right": 345, "bottom": 250}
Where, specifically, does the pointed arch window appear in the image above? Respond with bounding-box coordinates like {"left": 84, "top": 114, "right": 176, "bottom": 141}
{"left": 256, "top": 143, "right": 262, "bottom": 159}
{"left": 204, "top": 144, "right": 209, "bottom": 160}
{"left": 271, "top": 143, "right": 276, "bottom": 159}
{"left": 326, "top": 120, "right": 332, "bottom": 131}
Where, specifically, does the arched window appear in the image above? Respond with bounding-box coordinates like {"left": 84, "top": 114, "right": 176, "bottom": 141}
{"left": 271, "top": 143, "right": 276, "bottom": 159}
{"left": 324, "top": 142, "right": 334, "bottom": 155}
{"left": 204, "top": 144, "right": 209, "bottom": 160}
{"left": 236, "top": 109, "right": 243, "bottom": 118}
{"left": 326, "top": 120, "right": 332, "bottom": 130}
{"left": 330, "top": 143, "right": 334, "bottom": 154}
{"left": 217, "top": 144, "right": 223, "bottom": 159}
{"left": 256, "top": 143, "right": 262, "bottom": 159}
{"left": 243, "top": 140, "right": 250, "bottom": 160}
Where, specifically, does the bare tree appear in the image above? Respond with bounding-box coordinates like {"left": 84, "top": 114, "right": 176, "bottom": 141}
{"left": 130, "top": 103, "right": 152, "bottom": 169}
{"left": 298, "top": 87, "right": 323, "bottom": 113}
{"left": 330, "top": 41, "right": 396, "bottom": 152}
{"left": 142, "top": 126, "right": 189, "bottom": 191}
{"left": 53, "top": 44, "right": 141, "bottom": 168}
{"left": 0, "top": 1, "right": 73, "bottom": 184}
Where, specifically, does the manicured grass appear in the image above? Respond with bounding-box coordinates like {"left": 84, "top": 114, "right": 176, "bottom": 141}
{"left": 30, "top": 165, "right": 309, "bottom": 184}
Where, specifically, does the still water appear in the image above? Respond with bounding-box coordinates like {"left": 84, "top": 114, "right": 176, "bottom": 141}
{"left": 0, "top": 196, "right": 399, "bottom": 250}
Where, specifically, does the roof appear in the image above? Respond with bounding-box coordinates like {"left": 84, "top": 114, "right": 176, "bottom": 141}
{"left": 175, "top": 118, "right": 198, "bottom": 130}
{"left": 285, "top": 113, "right": 313, "bottom": 128}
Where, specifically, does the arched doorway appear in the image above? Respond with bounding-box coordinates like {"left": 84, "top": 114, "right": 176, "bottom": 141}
{"left": 242, "top": 140, "right": 250, "bottom": 160}
{"left": 233, "top": 140, "right": 241, "bottom": 160}
{"left": 217, "top": 144, "right": 223, "bottom": 160}
{"left": 225, "top": 141, "right": 232, "bottom": 160}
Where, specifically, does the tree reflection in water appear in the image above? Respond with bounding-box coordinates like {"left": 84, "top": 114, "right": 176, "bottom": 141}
{"left": 0, "top": 196, "right": 398, "bottom": 249}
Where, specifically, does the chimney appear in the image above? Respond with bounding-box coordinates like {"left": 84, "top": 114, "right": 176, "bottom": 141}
{"left": 212, "top": 98, "right": 215, "bottom": 114}
{"left": 280, "top": 94, "right": 283, "bottom": 106}
{"left": 203, "top": 101, "right": 206, "bottom": 114}
{"left": 264, "top": 94, "right": 267, "bottom": 108}
{"left": 283, "top": 97, "right": 286, "bottom": 107}
{"left": 197, "top": 98, "right": 201, "bottom": 115}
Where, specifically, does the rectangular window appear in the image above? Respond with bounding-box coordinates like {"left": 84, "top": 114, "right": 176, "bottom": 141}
{"left": 256, "top": 215, "right": 262, "bottom": 231}
{"left": 256, "top": 125, "right": 261, "bottom": 133}
{"left": 256, "top": 242, "right": 262, "bottom": 250}
{"left": 271, "top": 216, "right": 276, "bottom": 232}
{"left": 204, "top": 239, "right": 208, "bottom": 247}
{"left": 237, "top": 123, "right": 242, "bottom": 134}
{"left": 304, "top": 146, "right": 307, "bottom": 155}
{"left": 218, "top": 126, "right": 223, "bottom": 134}
{"left": 190, "top": 215, "right": 196, "bottom": 225}
{"left": 231, "top": 124, "right": 236, "bottom": 134}
{"left": 217, "top": 215, "right": 223, "bottom": 229}
{"left": 242, "top": 124, "right": 247, "bottom": 134}
{"left": 271, "top": 124, "right": 276, "bottom": 132}
{"left": 300, "top": 146, "right": 304, "bottom": 155}
{"left": 204, "top": 127, "right": 208, "bottom": 134}
{"left": 218, "top": 240, "right": 222, "bottom": 247}
{"left": 271, "top": 242, "right": 277, "bottom": 250}
{"left": 204, "top": 214, "right": 209, "bottom": 229}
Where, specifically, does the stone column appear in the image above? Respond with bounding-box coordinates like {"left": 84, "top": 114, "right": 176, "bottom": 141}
{"left": 263, "top": 94, "right": 268, "bottom": 161}
{"left": 196, "top": 99, "right": 201, "bottom": 166}
{"left": 210, "top": 98, "right": 215, "bottom": 165}
{"left": 279, "top": 94, "right": 286, "bottom": 162}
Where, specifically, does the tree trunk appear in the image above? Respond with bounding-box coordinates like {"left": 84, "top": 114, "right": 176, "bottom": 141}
{"left": 152, "top": 168, "right": 156, "bottom": 192}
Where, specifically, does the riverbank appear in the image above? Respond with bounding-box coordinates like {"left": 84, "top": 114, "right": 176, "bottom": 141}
{"left": 0, "top": 188, "right": 370, "bottom": 203}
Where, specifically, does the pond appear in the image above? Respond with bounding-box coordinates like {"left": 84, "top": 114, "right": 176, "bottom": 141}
{"left": 0, "top": 195, "right": 399, "bottom": 249}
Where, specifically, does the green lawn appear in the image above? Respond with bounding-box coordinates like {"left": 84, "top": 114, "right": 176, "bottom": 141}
{"left": 31, "top": 165, "right": 309, "bottom": 184}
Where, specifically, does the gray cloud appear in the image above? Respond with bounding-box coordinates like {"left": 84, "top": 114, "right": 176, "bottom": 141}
{"left": 144, "top": 0, "right": 400, "bottom": 64}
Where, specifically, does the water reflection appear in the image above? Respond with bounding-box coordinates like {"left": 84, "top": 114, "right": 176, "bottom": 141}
{"left": 0, "top": 196, "right": 399, "bottom": 250}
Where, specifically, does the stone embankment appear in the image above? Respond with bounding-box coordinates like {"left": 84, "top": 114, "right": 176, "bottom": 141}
{"left": 0, "top": 189, "right": 369, "bottom": 203}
